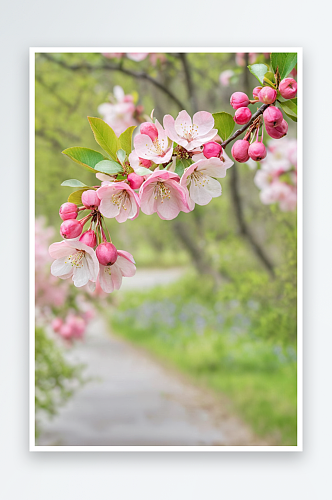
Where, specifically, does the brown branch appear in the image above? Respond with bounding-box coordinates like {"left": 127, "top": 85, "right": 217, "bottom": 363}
{"left": 221, "top": 103, "right": 269, "bottom": 148}
{"left": 229, "top": 164, "right": 275, "bottom": 277}
{"left": 179, "top": 53, "right": 198, "bottom": 113}
{"left": 41, "top": 54, "right": 186, "bottom": 111}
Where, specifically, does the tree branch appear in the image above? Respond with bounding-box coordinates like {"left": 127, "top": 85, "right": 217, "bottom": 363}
{"left": 229, "top": 164, "right": 275, "bottom": 277}
{"left": 41, "top": 54, "right": 186, "bottom": 111}
{"left": 221, "top": 103, "right": 269, "bottom": 148}
{"left": 179, "top": 53, "right": 198, "bottom": 113}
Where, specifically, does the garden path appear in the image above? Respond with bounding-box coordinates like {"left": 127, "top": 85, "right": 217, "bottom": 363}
{"left": 38, "top": 269, "right": 265, "bottom": 447}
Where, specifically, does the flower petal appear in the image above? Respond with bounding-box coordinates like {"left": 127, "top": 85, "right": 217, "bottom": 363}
{"left": 189, "top": 176, "right": 221, "bottom": 205}
{"left": 193, "top": 111, "right": 214, "bottom": 135}
{"left": 51, "top": 257, "right": 73, "bottom": 278}
{"left": 99, "top": 265, "right": 115, "bottom": 293}
{"left": 72, "top": 262, "right": 90, "bottom": 287}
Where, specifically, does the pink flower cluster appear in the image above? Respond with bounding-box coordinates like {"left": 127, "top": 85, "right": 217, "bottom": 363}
{"left": 254, "top": 138, "right": 297, "bottom": 211}
{"left": 229, "top": 76, "right": 297, "bottom": 164}
{"left": 51, "top": 110, "right": 234, "bottom": 293}
{"left": 98, "top": 86, "right": 143, "bottom": 136}
{"left": 36, "top": 217, "right": 95, "bottom": 342}
{"left": 52, "top": 310, "right": 94, "bottom": 343}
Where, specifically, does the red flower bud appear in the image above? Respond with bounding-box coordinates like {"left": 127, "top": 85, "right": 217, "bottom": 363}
{"left": 253, "top": 86, "right": 262, "bottom": 99}
{"left": 265, "top": 119, "right": 288, "bottom": 139}
{"left": 234, "top": 107, "right": 252, "bottom": 125}
{"left": 263, "top": 106, "right": 283, "bottom": 127}
{"left": 140, "top": 122, "right": 158, "bottom": 142}
{"left": 60, "top": 219, "right": 83, "bottom": 239}
{"left": 230, "top": 92, "right": 250, "bottom": 110}
{"left": 202, "top": 141, "right": 223, "bottom": 159}
{"left": 59, "top": 202, "right": 78, "bottom": 221}
{"left": 128, "top": 172, "right": 144, "bottom": 189}
{"left": 279, "top": 78, "right": 297, "bottom": 99}
{"left": 79, "top": 230, "right": 97, "bottom": 248}
{"left": 231, "top": 140, "right": 250, "bottom": 163}
{"left": 96, "top": 242, "right": 118, "bottom": 266}
{"left": 259, "top": 87, "right": 277, "bottom": 104}
{"left": 248, "top": 142, "right": 267, "bottom": 161}
{"left": 81, "top": 190, "right": 100, "bottom": 210}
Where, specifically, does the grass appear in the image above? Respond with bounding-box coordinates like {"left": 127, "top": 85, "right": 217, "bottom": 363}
{"left": 108, "top": 274, "right": 297, "bottom": 446}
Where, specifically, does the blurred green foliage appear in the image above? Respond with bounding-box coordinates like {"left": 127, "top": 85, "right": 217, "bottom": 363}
{"left": 110, "top": 270, "right": 297, "bottom": 445}
{"left": 35, "top": 327, "right": 85, "bottom": 438}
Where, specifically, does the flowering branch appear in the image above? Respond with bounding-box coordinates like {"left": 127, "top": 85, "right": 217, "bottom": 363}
{"left": 221, "top": 103, "right": 269, "bottom": 148}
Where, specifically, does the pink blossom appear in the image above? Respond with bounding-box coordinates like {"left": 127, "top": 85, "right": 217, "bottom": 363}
{"left": 49, "top": 239, "right": 99, "bottom": 288}
{"left": 98, "top": 86, "right": 137, "bottom": 136}
{"left": 219, "top": 70, "right": 234, "bottom": 87}
{"left": 139, "top": 169, "right": 190, "bottom": 220}
{"left": 98, "top": 250, "right": 136, "bottom": 293}
{"left": 134, "top": 120, "right": 173, "bottom": 164}
{"left": 254, "top": 138, "right": 297, "bottom": 212}
{"left": 126, "top": 53, "right": 149, "bottom": 62}
{"left": 180, "top": 155, "right": 233, "bottom": 210}
{"left": 163, "top": 110, "right": 217, "bottom": 152}
{"left": 97, "top": 181, "right": 140, "bottom": 222}
{"left": 128, "top": 150, "right": 152, "bottom": 172}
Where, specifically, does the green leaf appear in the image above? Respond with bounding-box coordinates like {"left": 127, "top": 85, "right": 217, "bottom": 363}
{"left": 278, "top": 99, "right": 297, "bottom": 122}
{"left": 212, "top": 112, "right": 235, "bottom": 141}
{"left": 263, "top": 71, "right": 276, "bottom": 87}
{"left": 87, "top": 117, "right": 121, "bottom": 161}
{"left": 135, "top": 167, "right": 152, "bottom": 176}
{"left": 62, "top": 147, "right": 107, "bottom": 172}
{"left": 248, "top": 64, "right": 269, "bottom": 84}
{"left": 270, "top": 53, "right": 297, "bottom": 80}
{"left": 68, "top": 188, "right": 90, "bottom": 205}
{"left": 175, "top": 158, "right": 192, "bottom": 177}
{"left": 116, "top": 149, "right": 127, "bottom": 165}
{"left": 94, "top": 160, "right": 123, "bottom": 175}
{"left": 61, "top": 179, "right": 88, "bottom": 188}
{"left": 119, "top": 126, "right": 136, "bottom": 155}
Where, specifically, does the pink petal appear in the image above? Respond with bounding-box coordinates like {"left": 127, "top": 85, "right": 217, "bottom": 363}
{"left": 193, "top": 111, "right": 214, "bottom": 135}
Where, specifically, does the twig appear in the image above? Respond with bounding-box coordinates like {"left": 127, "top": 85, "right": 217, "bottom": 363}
{"left": 221, "top": 103, "right": 269, "bottom": 148}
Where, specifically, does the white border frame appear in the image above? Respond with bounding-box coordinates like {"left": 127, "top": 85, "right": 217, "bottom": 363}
{"left": 30, "top": 47, "right": 303, "bottom": 452}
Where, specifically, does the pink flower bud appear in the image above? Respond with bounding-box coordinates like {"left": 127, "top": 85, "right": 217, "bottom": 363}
{"left": 279, "top": 78, "right": 297, "bottom": 99}
{"left": 52, "top": 318, "right": 63, "bottom": 332}
{"left": 81, "top": 190, "right": 100, "bottom": 210}
{"left": 140, "top": 122, "right": 158, "bottom": 142}
{"left": 79, "top": 230, "right": 97, "bottom": 248}
{"left": 230, "top": 92, "right": 250, "bottom": 110}
{"left": 265, "top": 119, "right": 288, "bottom": 139}
{"left": 60, "top": 219, "right": 83, "bottom": 239}
{"left": 59, "top": 202, "right": 78, "bottom": 221}
{"left": 96, "top": 242, "right": 118, "bottom": 266}
{"left": 202, "top": 141, "right": 223, "bottom": 159}
{"left": 263, "top": 106, "right": 283, "bottom": 127}
{"left": 253, "top": 86, "right": 262, "bottom": 99}
{"left": 231, "top": 140, "right": 250, "bottom": 163}
{"left": 259, "top": 87, "right": 277, "bottom": 104}
{"left": 248, "top": 142, "right": 267, "bottom": 161}
{"left": 139, "top": 157, "right": 152, "bottom": 168}
{"left": 128, "top": 173, "right": 144, "bottom": 189}
{"left": 234, "top": 107, "right": 252, "bottom": 125}
{"left": 59, "top": 324, "right": 73, "bottom": 339}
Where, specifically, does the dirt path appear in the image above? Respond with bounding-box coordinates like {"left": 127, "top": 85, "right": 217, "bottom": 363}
{"left": 38, "top": 269, "right": 266, "bottom": 446}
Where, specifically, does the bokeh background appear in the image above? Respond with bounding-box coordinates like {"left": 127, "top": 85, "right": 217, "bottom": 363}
{"left": 35, "top": 52, "right": 297, "bottom": 446}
